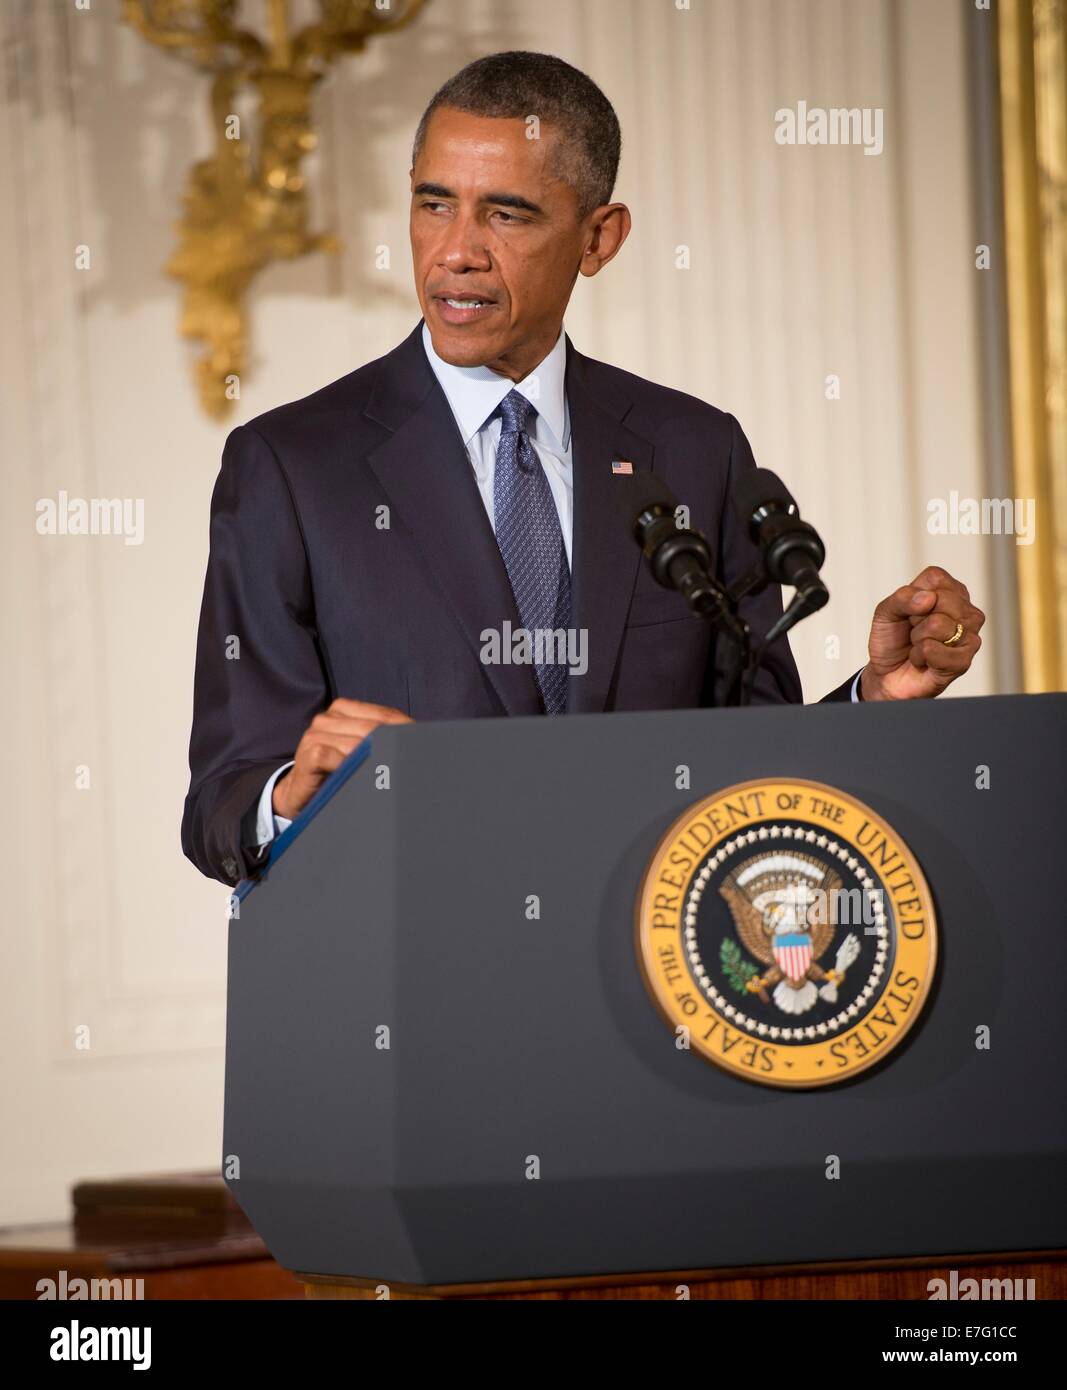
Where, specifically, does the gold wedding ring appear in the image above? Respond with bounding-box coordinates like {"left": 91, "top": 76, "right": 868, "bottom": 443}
{"left": 943, "top": 621, "right": 965, "bottom": 647}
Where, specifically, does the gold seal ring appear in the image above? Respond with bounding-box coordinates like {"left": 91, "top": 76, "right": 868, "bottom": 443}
{"left": 943, "top": 622, "right": 965, "bottom": 647}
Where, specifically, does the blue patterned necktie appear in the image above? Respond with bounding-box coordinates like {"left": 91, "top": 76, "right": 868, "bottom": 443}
{"left": 492, "top": 389, "right": 572, "bottom": 714}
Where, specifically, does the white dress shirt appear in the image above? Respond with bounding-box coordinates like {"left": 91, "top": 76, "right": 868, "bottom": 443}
{"left": 251, "top": 323, "right": 860, "bottom": 853}
{"left": 420, "top": 320, "right": 574, "bottom": 563}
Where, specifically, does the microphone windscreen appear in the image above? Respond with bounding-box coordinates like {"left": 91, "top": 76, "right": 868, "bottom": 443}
{"left": 732, "top": 467, "right": 797, "bottom": 528}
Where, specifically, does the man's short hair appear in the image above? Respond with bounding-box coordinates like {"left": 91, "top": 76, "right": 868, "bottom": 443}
{"left": 411, "top": 50, "right": 621, "bottom": 220}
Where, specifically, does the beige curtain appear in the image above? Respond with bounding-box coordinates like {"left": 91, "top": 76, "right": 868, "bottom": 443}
{"left": 999, "top": 0, "right": 1067, "bottom": 690}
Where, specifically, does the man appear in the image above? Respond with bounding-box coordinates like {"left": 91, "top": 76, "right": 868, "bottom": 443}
{"left": 181, "top": 51, "right": 984, "bottom": 888}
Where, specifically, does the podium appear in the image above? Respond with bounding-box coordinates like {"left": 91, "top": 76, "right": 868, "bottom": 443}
{"left": 223, "top": 693, "right": 1066, "bottom": 1296}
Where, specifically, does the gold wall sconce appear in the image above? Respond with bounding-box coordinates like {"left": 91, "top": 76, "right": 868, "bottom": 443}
{"left": 124, "top": 0, "right": 428, "bottom": 418}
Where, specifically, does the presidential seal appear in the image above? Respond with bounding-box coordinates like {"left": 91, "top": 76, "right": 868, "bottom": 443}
{"left": 635, "top": 779, "right": 937, "bottom": 1088}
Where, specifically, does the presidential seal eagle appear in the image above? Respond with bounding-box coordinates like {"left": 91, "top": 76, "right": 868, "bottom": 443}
{"left": 718, "top": 850, "right": 861, "bottom": 1015}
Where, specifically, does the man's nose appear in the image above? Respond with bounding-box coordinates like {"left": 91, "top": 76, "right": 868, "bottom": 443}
{"left": 438, "top": 210, "right": 492, "bottom": 271}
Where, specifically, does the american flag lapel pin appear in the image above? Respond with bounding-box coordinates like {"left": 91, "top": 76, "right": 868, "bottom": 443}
{"left": 611, "top": 459, "right": 634, "bottom": 475}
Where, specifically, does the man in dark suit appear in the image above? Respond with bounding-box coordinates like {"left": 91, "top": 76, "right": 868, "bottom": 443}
{"left": 182, "top": 51, "right": 984, "bottom": 887}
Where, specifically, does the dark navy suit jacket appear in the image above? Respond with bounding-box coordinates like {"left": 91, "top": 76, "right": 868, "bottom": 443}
{"left": 181, "top": 319, "right": 857, "bottom": 885}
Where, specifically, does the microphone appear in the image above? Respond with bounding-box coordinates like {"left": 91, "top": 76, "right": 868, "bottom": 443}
{"left": 624, "top": 475, "right": 743, "bottom": 640}
{"left": 732, "top": 468, "right": 829, "bottom": 614}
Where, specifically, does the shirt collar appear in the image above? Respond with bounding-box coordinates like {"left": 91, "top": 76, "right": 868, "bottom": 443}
{"left": 421, "top": 319, "right": 569, "bottom": 453}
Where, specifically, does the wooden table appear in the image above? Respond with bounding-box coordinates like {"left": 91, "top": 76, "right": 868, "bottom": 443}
{"left": 301, "top": 1249, "right": 1067, "bottom": 1300}
{"left": 0, "top": 1222, "right": 302, "bottom": 1300}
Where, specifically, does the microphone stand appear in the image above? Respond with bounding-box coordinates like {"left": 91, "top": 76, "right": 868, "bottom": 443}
{"left": 691, "top": 563, "right": 829, "bottom": 708}
{"left": 724, "top": 567, "right": 829, "bottom": 706}
{"left": 632, "top": 501, "right": 828, "bottom": 708}
{"left": 689, "top": 580, "right": 750, "bottom": 709}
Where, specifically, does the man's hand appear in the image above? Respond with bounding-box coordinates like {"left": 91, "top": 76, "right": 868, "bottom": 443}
{"left": 273, "top": 698, "right": 413, "bottom": 821}
{"left": 859, "top": 566, "right": 985, "bottom": 702}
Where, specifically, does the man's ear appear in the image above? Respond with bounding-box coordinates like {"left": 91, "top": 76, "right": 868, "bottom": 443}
{"left": 580, "top": 203, "right": 632, "bottom": 278}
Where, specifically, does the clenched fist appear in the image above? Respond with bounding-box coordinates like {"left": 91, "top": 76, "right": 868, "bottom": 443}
{"left": 860, "top": 566, "right": 985, "bottom": 702}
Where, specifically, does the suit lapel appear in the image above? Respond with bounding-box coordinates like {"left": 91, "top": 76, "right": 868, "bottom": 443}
{"left": 364, "top": 323, "right": 542, "bottom": 716}
{"left": 565, "top": 338, "right": 655, "bottom": 713}
{"left": 361, "top": 322, "right": 656, "bottom": 718}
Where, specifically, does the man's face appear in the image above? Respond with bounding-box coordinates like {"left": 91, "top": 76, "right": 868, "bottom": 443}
{"left": 409, "top": 107, "right": 605, "bottom": 380}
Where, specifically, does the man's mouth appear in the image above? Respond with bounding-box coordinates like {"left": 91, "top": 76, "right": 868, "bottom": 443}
{"left": 434, "top": 294, "right": 497, "bottom": 324}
